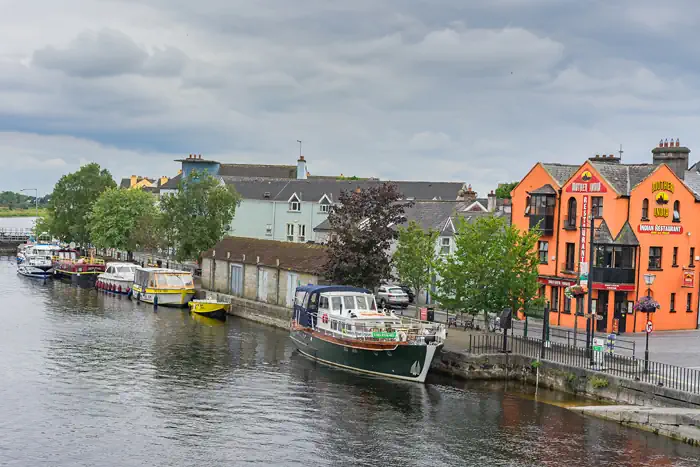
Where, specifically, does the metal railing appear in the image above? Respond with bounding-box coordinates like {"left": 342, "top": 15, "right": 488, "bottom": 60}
{"left": 465, "top": 333, "right": 700, "bottom": 395}
{"left": 0, "top": 228, "right": 33, "bottom": 243}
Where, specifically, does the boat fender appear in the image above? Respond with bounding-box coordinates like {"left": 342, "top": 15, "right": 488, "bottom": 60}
{"left": 399, "top": 331, "right": 407, "bottom": 342}
{"left": 136, "top": 292, "right": 141, "bottom": 303}
{"left": 118, "top": 285, "right": 122, "bottom": 294}
{"left": 153, "top": 295, "right": 158, "bottom": 308}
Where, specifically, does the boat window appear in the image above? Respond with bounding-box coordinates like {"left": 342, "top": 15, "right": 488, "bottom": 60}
{"left": 331, "top": 297, "right": 342, "bottom": 312}
{"left": 369, "top": 298, "right": 377, "bottom": 310}
{"left": 355, "top": 295, "right": 369, "bottom": 310}
{"left": 181, "top": 275, "right": 194, "bottom": 287}
{"left": 157, "top": 274, "right": 186, "bottom": 288}
{"left": 319, "top": 296, "right": 329, "bottom": 309}
{"left": 343, "top": 296, "right": 355, "bottom": 310}
{"left": 295, "top": 291, "right": 306, "bottom": 306}
{"left": 308, "top": 293, "right": 318, "bottom": 310}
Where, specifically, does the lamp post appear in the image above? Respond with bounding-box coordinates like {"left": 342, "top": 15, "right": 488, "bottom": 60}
{"left": 20, "top": 188, "right": 39, "bottom": 219}
{"left": 643, "top": 273, "right": 656, "bottom": 372}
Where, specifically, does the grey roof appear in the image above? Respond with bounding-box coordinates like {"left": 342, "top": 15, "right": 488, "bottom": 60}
{"left": 219, "top": 163, "right": 297, "bottom": 179}
{"left": 595, "top": 220, "right": 614, "bottom": 244}
{"left": 528, "top": 184, "right": 557, "bottom": 195}
{"left": 541, "top": 163, "right": 579, "bottom": 186}
{"left": 221, "top": 178, "right": 465, "bottom": 202}
{"left": 591, "top": 162, "right": 655, "bottom": 195}
{"left": 160, "top": 173, "right": 182, "bottom": 190}
{"left": 682, "top": 170, "right": 700, "bottom": 200}
{"left": 595, "top": 220, "right": 639, "bottom": 246}
{"left": 119, "top": 177, "right": 156, "bottom": 189}
{"left": 402, "top": 201, "right": 469, "bottom": 233}
{"left": 313, "top": 218, "right": 331, "bottom": 232}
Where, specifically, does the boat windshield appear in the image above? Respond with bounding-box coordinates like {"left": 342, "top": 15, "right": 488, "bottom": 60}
{"left": 339, "top": 294, "right": 376, "bottom": 311}
{"left": 155, "top": 273, "right": 193, "bottom": 288}
{"left": 117, "top": 266, "right": 134, "bottom": 274}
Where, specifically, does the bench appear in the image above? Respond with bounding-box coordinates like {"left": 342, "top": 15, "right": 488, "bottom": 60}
{"left": 448, "top": 315, "right": 475, "bottom": 330}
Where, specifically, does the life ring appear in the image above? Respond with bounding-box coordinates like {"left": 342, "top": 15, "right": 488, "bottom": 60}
{"left": 322, "top": 313, "right": 329, "bottom": 324}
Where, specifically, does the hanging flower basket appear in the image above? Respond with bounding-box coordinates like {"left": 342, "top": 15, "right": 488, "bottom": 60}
{"left": 634, "top": 296, "right": 660, "bottom": 313}
{"left": 564, "top": 285, "right": 587, "bottom": 299}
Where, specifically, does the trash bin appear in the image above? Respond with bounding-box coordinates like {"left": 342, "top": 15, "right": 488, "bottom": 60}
{"left": 427, "top": 307, "right": 435, "bottom": 322}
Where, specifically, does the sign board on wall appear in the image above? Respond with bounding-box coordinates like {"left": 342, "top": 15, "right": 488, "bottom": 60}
{"left": 579, "top": 195, "right": 589, "bottom": 270}
{"left": 592, "top": 283, "right": 635, "bottom": 292}
{"left": 683, "top": 269, "right": 695, "bottom": 288}
{"left": 637, "top": 224, "right": 683, "bottom": 235}
{"left": 537, "top": 277, "right": 577, "bottom": 287}
{"left": 565, "top": 171, "right": 608, "bottom": 193}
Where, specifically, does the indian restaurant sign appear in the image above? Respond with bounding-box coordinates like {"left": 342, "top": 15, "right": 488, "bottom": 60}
{"left": 565, "top": 170, "right": 608, "bottom": 193}
{"left": 637, "top": 224, "right": 684, "bottom": 235}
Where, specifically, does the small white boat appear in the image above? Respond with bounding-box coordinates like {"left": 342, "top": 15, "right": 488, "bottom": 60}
{"left": 96, "top": 262, "right": 136, "bottom": 294}
{"left": 17, "top": 244, "right": 60, "bottom": 279}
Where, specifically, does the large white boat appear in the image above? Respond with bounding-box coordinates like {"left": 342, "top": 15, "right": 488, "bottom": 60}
{"left": 17, "top": 244, "right": 60, "bottom": 279}
{"left": 290, "top": 285, "right": 446, "bottom": 383}
{"left": 131, "top": 267, "right": 196, "bottom": 307}
{"left": 96, "top": 262, "right": 137, "bottom": 294}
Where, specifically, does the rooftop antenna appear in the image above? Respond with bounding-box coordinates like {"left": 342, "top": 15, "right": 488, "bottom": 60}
{"left": 618, "top": 144, "right": 624, "bottom": 161}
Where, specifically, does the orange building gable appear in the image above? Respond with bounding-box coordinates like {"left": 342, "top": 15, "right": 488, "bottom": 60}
{"left": 513, "top": 140, "right": 700, "bottom": 333}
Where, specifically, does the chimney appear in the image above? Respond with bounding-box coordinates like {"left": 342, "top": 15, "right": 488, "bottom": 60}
{"left": 589, "top": 153, "right": 620, "bottom": 164}
{"left": 130, "top": 175, "right": 137, "bottom": 187}
{"left": 159, "top": 176, "right": 168, "bottom": 186}
{"left": 457, "top": 184, "right": 477, "bottom": 204}
{"left": 487, "top": 190, "right": 497, "bottom": 212}
{"left": 297, "top": 155, "right": 307, "bottom": 180}
{"left": 652, "top": 138, "right": 690, "bottom": 180}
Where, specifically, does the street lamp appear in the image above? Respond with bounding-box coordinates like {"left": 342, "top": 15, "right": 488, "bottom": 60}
{"left": 643, "top": 273, "right": 656, "bottom": 372}
{"left": 20, "top": 188, "right": 39, "bottom": 218}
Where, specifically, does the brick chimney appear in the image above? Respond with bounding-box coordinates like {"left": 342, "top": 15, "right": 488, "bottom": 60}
{"left": 457, "top": 184, "right": 477, "bottom": 204}
{"left": 589, "top": 154, "right": 620, "bottom": 164}
{"left": 130, "top": 175, "right": 137, "bottom": 187}
{"left": 652, "top": 138, "right": 689, "bottom": 180}
{"left": 297, "top": 155, "right": 308, "bottom": 180}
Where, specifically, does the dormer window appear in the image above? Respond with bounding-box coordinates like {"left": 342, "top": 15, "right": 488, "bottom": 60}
{"left": 319, "top": 194, "right": 332, "bottom": 213}
{"left": 288, "top": 193, "right": 301, "bottom": 212}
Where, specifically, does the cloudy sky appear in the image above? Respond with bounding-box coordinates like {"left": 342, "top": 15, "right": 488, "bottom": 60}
{"left": 2, "top": 0, "right": 699, "bottom": 197}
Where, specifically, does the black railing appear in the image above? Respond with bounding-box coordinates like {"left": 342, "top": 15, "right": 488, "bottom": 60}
{"left": 464, "top": 333, "right": 700, "bottom": 395}
{"left": 591, "top": 267, "right": 636, "bottom": 285}
{"left": 529, "top": 215, "right": 554, "bottom": 236}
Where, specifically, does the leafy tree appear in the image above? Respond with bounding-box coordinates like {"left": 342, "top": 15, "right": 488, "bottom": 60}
{"left": 324, "top": 183, "right": 411, "bottom": 289}
{"left": 159, "top": 170, "right": 241, "bottom": 261}
{"left": 45, "top": 163, "right": 116, "bottom": 245}
{"left": 89, "top": 188, "right": 161, "bottom": 259}
{"left": 434, "top": 215, "right": 541, "bottom": 328}
{"left": 393, "top": 220, "right": 438, "bottom": 303}
{"left": 495, "top": 182, "right": 518, "bottom": 199}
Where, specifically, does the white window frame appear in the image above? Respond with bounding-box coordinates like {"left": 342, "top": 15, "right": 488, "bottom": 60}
{"left": 286, "top": 223, "right": 295, "bottom": 241}
{"left": 440, "top": 237, "right": 451, "bottom": 255}
{"left": 288, "top": 193, "right": 301, "bottom": 212}
{"left": 298, "top": 224, "right": 306, "bottom": 243}
{"left": 318, "top": 194, "right": 332, "bottom": 213}
{"left": 265, "top": 224, "right": 272, "bottom": 236}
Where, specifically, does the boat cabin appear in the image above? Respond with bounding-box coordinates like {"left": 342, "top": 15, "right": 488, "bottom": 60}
{"left": 55, "top": 249, "right": 79, "bottom": 262}
{"left": 104, "top": 263, "right": 136, "bottom": 277}
{"left": 134, "top": 267, "right": 194, "bottom": 290}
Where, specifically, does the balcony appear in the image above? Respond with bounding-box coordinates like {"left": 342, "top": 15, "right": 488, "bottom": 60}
{"left": 591, "top": 267, "right": 636, "bottom": 285}
{"left": 563, "top": 216, "right": 577, "bottom": 231}
{"left": 530, "top": 215, "right": 554, "bottom": 236}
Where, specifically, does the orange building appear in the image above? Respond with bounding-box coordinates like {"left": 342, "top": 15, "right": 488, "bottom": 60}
{"left": 513, "top": 139, "right": 700, "bottom": 333}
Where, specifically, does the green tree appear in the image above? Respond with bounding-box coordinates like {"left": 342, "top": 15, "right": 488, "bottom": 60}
{"left": 46, "top": 163, "right": 116, "bottom": 245}
{"left": 393, "top": 221, "right": 438, "bottom": 303}
{"left": 324, "top": 183, "right": 411, "bottom": 289}
{"left": 159, "top": 170, "right": 241, "bottom": 261}
{"left": 495, "top": 182, "right": 518, "bottom": 199}
{"left": 89, "top": 188, "right": 161, "bottom": 258}
{"left": 434, "top": 216, "right": 541, "bottom": 328}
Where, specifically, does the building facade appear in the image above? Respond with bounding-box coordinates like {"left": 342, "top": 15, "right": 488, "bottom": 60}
{"left": 513, "top": 140, "right": 700, "bottom": 333}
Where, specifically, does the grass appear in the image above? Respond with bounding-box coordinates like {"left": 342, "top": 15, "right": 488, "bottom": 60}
{"left": 0, "top": 207, "right": 48, "bottom": 218}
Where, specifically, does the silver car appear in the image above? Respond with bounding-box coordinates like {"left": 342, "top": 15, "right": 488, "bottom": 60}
{"left": 376, "top": 285, "right": 409, "bottom": 309}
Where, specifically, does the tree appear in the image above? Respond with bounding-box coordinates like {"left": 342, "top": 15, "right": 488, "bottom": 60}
{"left": 393, "top": 220, "right": 438, "bottom": 303}
{"left": 159, "top": 170, "right": 241, "bottom": 261}
{"left": 46, "top": 163, "right": 116, "bottom": 245}
{"left": 89, "top": 188, "right": 161, "bottom": 258}
{"left": 324, "top": 183, "right": 411, "bottom": 289}
{"left": 495, "top": 182, "right": 518, "bottom": 199}
{"left": 434, "top": 215, "right": 541, "bottom": 328}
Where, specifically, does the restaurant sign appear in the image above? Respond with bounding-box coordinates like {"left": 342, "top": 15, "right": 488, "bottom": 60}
{"left": 565, "top": 170, "right": 608, "bottom": 193}
{"left": 592, "top": 283, "right": 635, "bottom": 292}
{"left": 538, "top": 277, "right": 577, "bottom": 287}
{"left": 683, "top": 269, "right": 695, "bottom": 288}
{"left": 637, "top": 224, "right": 684, "bottom": 235}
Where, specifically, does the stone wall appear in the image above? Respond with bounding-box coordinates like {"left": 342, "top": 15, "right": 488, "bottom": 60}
{"left": 204, "top": 290, "right": 291, "bottom": 329}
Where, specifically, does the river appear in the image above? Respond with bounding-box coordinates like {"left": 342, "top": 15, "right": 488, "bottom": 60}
{"left": 0, "top": 217, "right": 36, "bottom": 229}
{"left": 1, "top": 261, "right": 699, "bottom": 466}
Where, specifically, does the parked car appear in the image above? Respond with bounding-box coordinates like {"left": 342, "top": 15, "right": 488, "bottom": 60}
{"left": 376, "top": 285, "right": 409, "bottom": 309}
{"left": 398, "top": 285, "right": 415, "bottom": 303}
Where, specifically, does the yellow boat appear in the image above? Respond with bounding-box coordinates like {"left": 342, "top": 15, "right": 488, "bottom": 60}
{"left": 131, "top": 267, "right": 196, "bottom": 307}
{"left": 188, "top": 299, "right": 229, "bottom": 321}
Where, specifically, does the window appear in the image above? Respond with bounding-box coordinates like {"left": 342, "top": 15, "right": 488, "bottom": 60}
{"left": 298, "top": 225, "right": 306, "bottom": 243}
{"left": 440, "top": 237, "right": 451, "bottom": 255}
{"left": 538, "top": 241, "right": 549, "bottom": 264}
{"left": 539, "top": 285, "right": 545, "bottom": 298}
{"left": 288, "top": 194, "right": 301, "bottom": 212}
{"left": 286, "top": 223, "right": 295, "bottom": 241}
{"left": 319, "top": 296, "right": 329, "bottom": 309}
{"left": 563, "top": 295, "right": 571, "bottom": 314}
{"left": 565, "top": 243, "right": 576, "bottom": 271}
{"left": 673, "top": 200, "right": 680, "bottom": 222}
{"left": 591, "top": 196, "right": 603, "bottom": 218}
{"left": 343, "top": 296, "right": 355, "bottom": 310}
{"left": 670, "top": 293, "right": 676, "bottom": 313}
{"left": 642, "top": 198, "right": 649, "bottom": 220}
{"left": 673, "top": 247, "right": 678, "bottom": 267}
{"left": 551, "top": 287, "right": 559, "bottom": 311}
{"left": 265, "top": 224, "right": 272, "bottom": 236}
{"left": 529, "top": 195, "right": 556, "bottom": 216}
{"left": 688, "top": 293, "right": 693, "bottom": 312}
{"left": 331, "top": 297, "right": 342, "bottom": 312}
{"left": 594, "top": 245, "right": 636, "bottom": 269}
{"left": 691, "top": 247, "right": 695, "bottom": 267}
{"left": 525, "top": 196, "right": 531, "bottom": 215}
{"left": 566, "top": 197, "right": 577, "bottom": 228}
{"left": 320, "top": 203, "right": 330, "bottom": 213}
{"left": 649, "top": 247, "right": 662, "bottom": 270}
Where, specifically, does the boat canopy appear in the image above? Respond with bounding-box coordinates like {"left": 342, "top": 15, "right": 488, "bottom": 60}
{"left": 293, "top": 285, "right": 374, "bottom": 328}
{"left": 134, "top": 267, "right": 194, "bottom": 289}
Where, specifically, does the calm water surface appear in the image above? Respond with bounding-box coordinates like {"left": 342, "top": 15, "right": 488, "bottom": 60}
{"left": 0, "top": 217, "right": 36, "bottom": 229}
{"left": 1, "top": 260, "right": 699, "bottom": 466}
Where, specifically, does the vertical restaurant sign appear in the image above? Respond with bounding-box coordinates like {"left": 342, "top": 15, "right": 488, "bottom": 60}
{"left": 683, "top": 269, "right": 695, "bottom": 288}
{"left": 579, "top": 195, "right": 589, "bottom": 267}
{"left": 565, "top": 170, "right": 608, "bottom": 193}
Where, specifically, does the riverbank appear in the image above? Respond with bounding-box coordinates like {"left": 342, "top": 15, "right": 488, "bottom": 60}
{"left": 0, "top": 208, "right": 46, "bottom": 218}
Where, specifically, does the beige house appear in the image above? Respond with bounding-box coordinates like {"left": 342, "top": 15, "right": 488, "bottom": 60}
{"left": 201, "top": 237, "right": 328, "bottom": 308}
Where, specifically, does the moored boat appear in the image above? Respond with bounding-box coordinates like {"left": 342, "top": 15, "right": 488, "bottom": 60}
{"left": 131, "top": 267, "right": 195, "bottom": 307}
{"left": 53, "top": 249, "right": 105, "bottom": 285}
{"left": 96, "top": 262, "right": 136, "bottom": 294}
{"left": 17, "top": 244, "right": 60, "bottom": 279}
{"left": 290, "top": 285, "right": 446, "bottom": 383}
{"left": 188, "top": 299, "right": 229, "bottom": 320}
